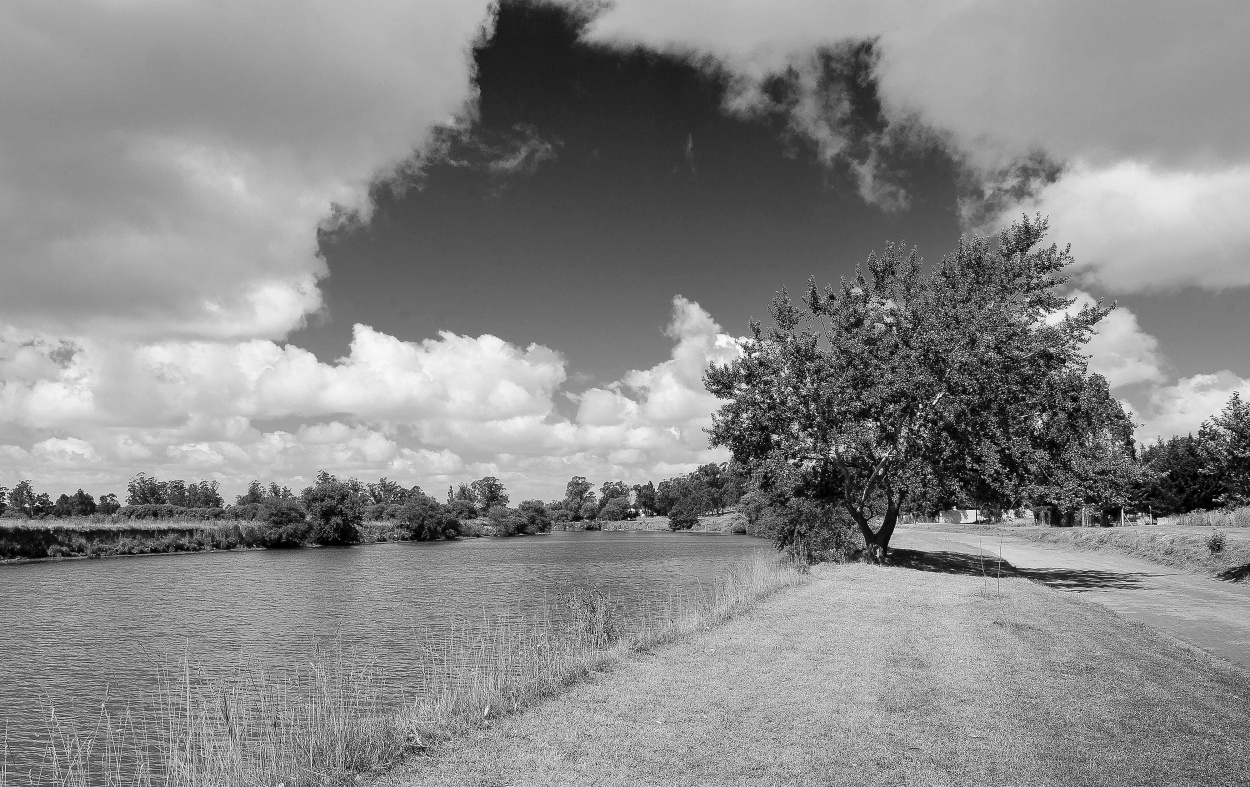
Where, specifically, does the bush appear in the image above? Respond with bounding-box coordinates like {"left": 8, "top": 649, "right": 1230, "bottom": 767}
{"left": 667, "top": 497, "right": 700, "bottom": 530}
{"left": 598, "top": 497, "right": 631, "bottom": 522}
{"left": 1208, "top": 529, "right": 1227, "bottom": 555}
{"left": 260, "top": 499, "right": 310, "bottom": 548}
{"left": 301, "top": 475, "right": 363, "bottom": 545}
{"left": 578, "top": 500, "right": 598, "bottom": 522}
{"left": 738, "top": 491, "right": 767, "bottom": 535}
{"left": 487, "top": 505, "right": 529, "bottom": 537}
{"left": 397, "top": 495, "right": 461, "bottom": 540}
{"left": 517, "top": 500, "right": 553, "bottom": 533}
{"left": 447, "top": 498, "right": 478, "bottom": 521}
{"left": 765, "top": 498, "right": 862, "bottom": 564}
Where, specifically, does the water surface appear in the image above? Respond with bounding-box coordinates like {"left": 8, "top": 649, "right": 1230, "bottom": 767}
{"left": 0, "top": 531, "right": 768, "bottom": 758}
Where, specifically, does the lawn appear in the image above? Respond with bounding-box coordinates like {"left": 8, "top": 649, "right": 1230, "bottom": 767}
{"left": 380, "top": 562, "right": 1250, "bottom": 787}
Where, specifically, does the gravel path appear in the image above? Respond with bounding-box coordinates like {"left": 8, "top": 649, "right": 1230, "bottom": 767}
{"left": 893, "top": 527, "right": 1250, "bottom": 669}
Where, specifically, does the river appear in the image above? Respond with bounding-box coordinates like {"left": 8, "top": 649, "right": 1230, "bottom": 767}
{"left": 0, "top": 530, "right": 769, "bottom": 769}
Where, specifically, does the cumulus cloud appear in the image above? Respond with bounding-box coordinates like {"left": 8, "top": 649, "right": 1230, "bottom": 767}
{"left": 1054, "top": 292, "right": 1166, "bottom": 389}
{"left": 0, "top": 0, "right": 492, "bottom": 340}
{"left": 0, "top": 296, "right": 740, "bottom": 500}
{"left": 1135, "top": 371, "right": 1250, "bottom": 444}
{"left": 991, "top": 161, "right": 1250, "bottom": 292}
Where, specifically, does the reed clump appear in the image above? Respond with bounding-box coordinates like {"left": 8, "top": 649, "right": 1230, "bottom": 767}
{"left": 1, "top": 554, "right": 805, "bottom": 787}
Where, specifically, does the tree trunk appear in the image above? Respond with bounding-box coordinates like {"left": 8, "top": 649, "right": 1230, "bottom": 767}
{"left": 861, "top": 498, "right": 903, "bottom": 565}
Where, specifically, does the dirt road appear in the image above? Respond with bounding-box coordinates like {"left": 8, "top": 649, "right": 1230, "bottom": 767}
{"left": 893, "top": 527, "right": 1250, "bottom": 669}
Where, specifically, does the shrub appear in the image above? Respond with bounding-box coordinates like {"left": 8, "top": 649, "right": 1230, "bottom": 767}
{"left": 447, "top": 498, "right": 478, "bottom": 521}
{"left": 260, "top": 499, "right": 310, "bottom": 548}
{"left": 397, "top": 495, "right": 460, "bottom": 540}
{"left": 1208, "top": 529, "right": 1227, "bottom": 555}
{"left": 517, "top": 500, "right": 553, "bottom": 533}
{"left": 765, "top": 498, "right": 862, "bottom": 564}
{"left": 301, "top": 475, "right": 363, "bottom": 545}
{"left": 738, "top": 491, "right": 767, "bottom": 535}
{"left": 667, "top": 497, "right": 700, "bottom": 530}
{"left": 598, "top": 497, "right": 631, "bottom": 522}
{"left": 487, "top": 505, "right": 529, "bottom": 537}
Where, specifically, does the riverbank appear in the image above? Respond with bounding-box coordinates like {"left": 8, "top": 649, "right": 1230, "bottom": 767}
{"left": 568, "top": 512, "right": 748, "bottom": 534}
{"left": 1, "top": 514, "right": 761, "bottom": 564}
{"left": 0, "top": 518, "right": 499, "bottom": 563}
{"left": 380, "top": 562, "right": 1250, "bottom": 787}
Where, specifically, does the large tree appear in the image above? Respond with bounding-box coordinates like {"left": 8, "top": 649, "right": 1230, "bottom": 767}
{"left": 470, "top": 476, "right": 510, "bottom": 512}
{"left": 706, "top": 216, "right": 1136, "bottom": 561}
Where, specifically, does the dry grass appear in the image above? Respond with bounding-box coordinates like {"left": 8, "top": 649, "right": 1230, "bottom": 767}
{"left": 383, "top": 564, "right": 1250, "bottom": 787}
{"left": 1161, "top": 506, "right": 1250, "bottom": 528}
{"left": 993, "top": 525, "right": 1250, "bottom": 578}
{"left": 0, "top": 554, "right": 805, "bottom": 787}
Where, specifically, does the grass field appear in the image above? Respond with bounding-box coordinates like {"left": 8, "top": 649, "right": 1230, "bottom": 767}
{"left": 382, "top": 562, "right": 1250, "bottom": 787}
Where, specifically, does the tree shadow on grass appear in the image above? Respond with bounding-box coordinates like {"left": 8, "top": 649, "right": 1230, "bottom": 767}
{"left": 889, "top": 547, "right": 1149, "bottom": 591}
{"left": 1216, "top": 563, "right": 1250, "bottom": 583}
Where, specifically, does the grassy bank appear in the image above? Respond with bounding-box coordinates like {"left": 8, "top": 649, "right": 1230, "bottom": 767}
{"left": 383, "top": 564, "right": 1250, "bottom": 787}
{"left": 1, "top": 554, "right": 805, "bottom": 787}
{"left": 983, "top": 525, "right": 1250, "bottom": 580}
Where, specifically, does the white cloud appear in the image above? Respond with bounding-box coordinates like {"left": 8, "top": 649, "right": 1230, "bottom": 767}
{"left": 1135, "top": 371, "right": 1250, "bottom": 444}
{"left": 1057, "top": 291, "right": 1165, "bottom": 389}
{"left": 0, "top": 297, "right": 741, "bottom": 501}
{"left": 994, "top": 161, "right": 1250, "bottom": 292}
{"left": 0, "top": 0, "right": 492, "bottom": 340}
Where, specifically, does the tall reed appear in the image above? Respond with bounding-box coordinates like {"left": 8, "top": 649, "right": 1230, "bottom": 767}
{"left": 1, "top": 553, "right": 804, "bottom": 787}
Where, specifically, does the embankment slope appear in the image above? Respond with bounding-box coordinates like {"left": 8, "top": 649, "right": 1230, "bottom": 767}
{"left": 381, "top": 564, "right": 1250, "bottom": 787}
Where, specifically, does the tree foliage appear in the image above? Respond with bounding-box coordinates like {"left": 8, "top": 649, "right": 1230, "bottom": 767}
{"left": 260, "top": 498, "right": 311, "bottom": 548}
{"left": 1202, "top": 392, "right": 1250, "bottom": 507}
{"left": 706, "top": 216, "right": 1138, "bottom": 560}
{"left": 300, "top": 471, "right": 363, "bottom": 545}
{"left": 470, "top": 476, "right": 510, "bottom": 512}
{"left": 598, "top": 497, "right": 633, "bottom": 522}
{"left": 397, "top": 494, "right": 461, "bottom": 540}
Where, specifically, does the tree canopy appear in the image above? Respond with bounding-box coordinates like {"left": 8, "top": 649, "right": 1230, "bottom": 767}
{"left": 706, "top": 216, "right": 1138, "bottom": 561}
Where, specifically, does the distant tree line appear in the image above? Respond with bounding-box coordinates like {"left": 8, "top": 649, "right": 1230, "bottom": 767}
{"left": 1137, "top": 392, "right": 1249, "bottom": 517}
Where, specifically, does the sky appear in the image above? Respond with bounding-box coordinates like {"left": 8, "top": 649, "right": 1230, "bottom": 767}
{"left": 1, "top": 0, "right": 1247, "bottom": 502}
